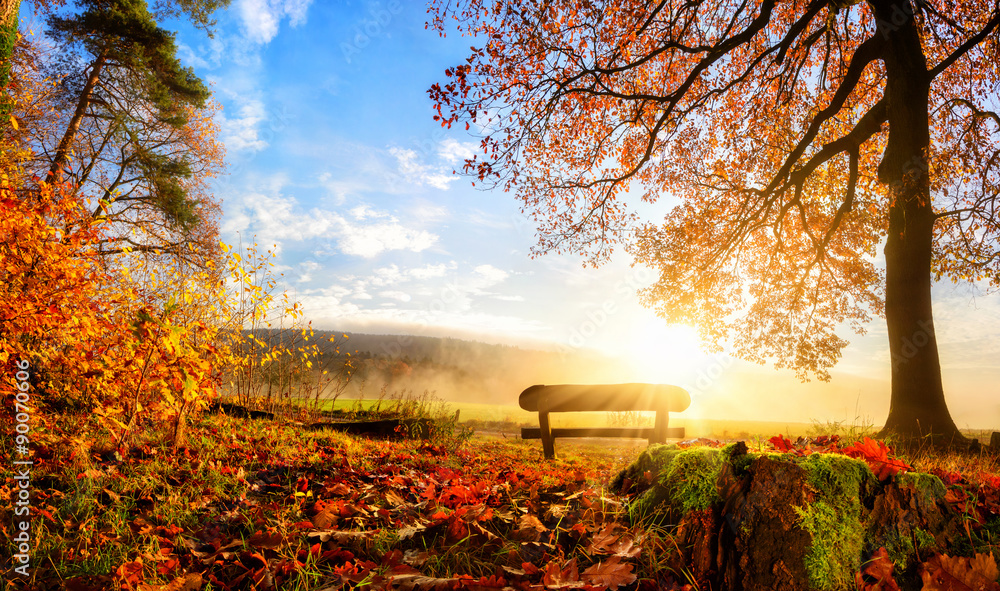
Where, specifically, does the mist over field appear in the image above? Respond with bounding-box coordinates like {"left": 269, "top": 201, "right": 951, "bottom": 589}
{"left": 299, "top": 331, "right": 997, "bottom": 430}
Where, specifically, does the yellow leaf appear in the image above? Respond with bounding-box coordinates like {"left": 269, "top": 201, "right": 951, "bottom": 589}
{"left": 9, "top": 116, "right": 17, "bottom": 130}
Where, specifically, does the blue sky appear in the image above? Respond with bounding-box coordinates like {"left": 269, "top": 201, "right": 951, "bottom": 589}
{"left": 46, "top": 0, "right": 1000, "bottom": 424}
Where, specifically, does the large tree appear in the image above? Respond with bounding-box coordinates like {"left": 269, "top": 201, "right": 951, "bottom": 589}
{"left": 37, "top": 0, "right": 224, "bottom": 265}
{"left": 429, "top": 0, "right": 1000, "bottom": 442}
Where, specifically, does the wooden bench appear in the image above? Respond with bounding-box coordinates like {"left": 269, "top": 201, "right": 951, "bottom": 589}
{"left": 519, "top": 383, "right": 690, "bottom": 459}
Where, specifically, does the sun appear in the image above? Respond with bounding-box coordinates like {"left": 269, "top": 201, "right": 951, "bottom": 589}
{"left": 624, "top": 321, "right": 709, "bottom": 383}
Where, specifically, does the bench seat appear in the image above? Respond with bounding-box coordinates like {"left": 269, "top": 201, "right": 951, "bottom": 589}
{"left": 518, "top": 383, "right": 691, "bottom": 459}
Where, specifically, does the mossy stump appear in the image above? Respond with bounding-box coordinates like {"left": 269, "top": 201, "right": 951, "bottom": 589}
{"left": 612, "top": 443, "right": 959, "bottom": 591}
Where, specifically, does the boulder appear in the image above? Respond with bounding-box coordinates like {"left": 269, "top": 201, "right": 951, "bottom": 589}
{"left": 613, "top": 443, "right": 961, "bottom": 591}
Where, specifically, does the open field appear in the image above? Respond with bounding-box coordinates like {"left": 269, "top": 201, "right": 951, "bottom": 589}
{"left": 314, "top": 396, "right": 823, "bottom": 435}
{"left": 308, "top": 397, "right": 998, "bottom": 444}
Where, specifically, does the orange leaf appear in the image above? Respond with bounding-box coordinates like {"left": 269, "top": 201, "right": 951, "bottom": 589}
{"left": 919, "top": 553, "right": 1000, "bottom": 591}
{"left": 581, "top": 556, "right": 637, "bottom": 588}
{"left": 855, "top": 548, "right": 900, "bottom": 591}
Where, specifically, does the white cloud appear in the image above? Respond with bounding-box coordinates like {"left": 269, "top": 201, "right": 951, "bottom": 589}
{"left": 336, "top": 220, "right": 437, "bottom": 258}
{"left": 370, "top": 265, "right": 403, "bottom": 287}
{"left": 218, "top": 98, "right": 268, "bottom": 153}
{"left": 409, "top": 263, "right": 452, "bottom": 280}
{"left": 405, "top": 199, "right": 451, "bottom": 224}
{"left": 238, "top": 0, "right": 314, "bottom": 44}
{"left": 177, "top": 36, "right": 227, "bottom": 70}
{"left": 305, "top": 307, "right": 550, "bottom": 342}
{"left": 313, "top": 141, "right": 472, "bottom": 201}
{"left": 467, "top": 210, "right": 513, "bottom": 230}
{"left": 224, "top": 191, "right": 336, "bottom": 247}
{"left": 474, "top": 264, "right": 509, "bottom": 286}
{"left": 438, "top": 138, "right": 478, "bottom": 164}
{"left": 224, "top": 190, "right": 438, "bottom": 258}
{"left": 389, "top": 147, "right": 458, "bottom": 190}
{"left": 380, "top": 290, "right": 412, "bottom": 302}
{"left": 350, "top": 204, "right": 391, "bottom": 220}
{"left": 295, "top": 260, "right": 322, "bottom": 283}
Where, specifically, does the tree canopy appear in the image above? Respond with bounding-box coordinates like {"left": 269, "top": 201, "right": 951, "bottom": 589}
{"left": 429, "top": 0, "right": 1000, "bottom": 441}
{"left": 36, "top": 0, "right": 224, "bottom": 264}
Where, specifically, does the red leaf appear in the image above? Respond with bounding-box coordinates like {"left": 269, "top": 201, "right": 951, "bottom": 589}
{"left": 770, "top": 435, "right": 793, "bottom": 452}
{"left": 855, "top": 548, "right": 900, "bottom": 591}
{"left": 842, "top": 437, "right": 911, "bottom": 480}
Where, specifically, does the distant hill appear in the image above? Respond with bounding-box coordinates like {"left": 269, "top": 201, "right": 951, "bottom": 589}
{"left": 253, "top": 329, "right": 632, "bottom": 406}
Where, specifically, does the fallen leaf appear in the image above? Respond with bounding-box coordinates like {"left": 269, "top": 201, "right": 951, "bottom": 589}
{"left": 389, "top": 574, "right": 462, "bottom": 590}
{"left": 919, "top": 552, "right": 1000, "bottom": 591}
{"left": 247, "top": 530, "right": 286, "bottom": 549}
{"left": 855, "top": 547, "right": 900, "bottom": 591}
{"left": 770, "top": 435, "right": 794, "bottom": 452}
{"left": 312, "top": 505, "right": 340, "bottom": 528}
{"left": 385, "top": 490, "right": 407, "bottom": 506}
{"left": 326, "top": 482, "right": 353, "bottom": 496}
{"left": 138, "top": 573, "right": 203, "bottom": 591}
{"left": 542, "top": 557, "right": 580, "bottom": 588}
{"left": 65, "top": 575, "right": 114, "bottom": 591}
{"left": 181, "top": 538, "right": 243, "bottom": 565}
{"left": 587, "top": 523, "right": 641, "bottom": 558}
{"left": 511, "top": 514, "right": 547, "bottom": 542}
{"left": 397, "top": 523, "right": 428, "bottom": 540}
{"left": 581, "top": 556, "right": 636, "bottom": 588}
{"left": 403, "top": 549, "right": 431, "bottom": 567}
{"left": 307, "top": 529, "right": 373, "bottom": 548}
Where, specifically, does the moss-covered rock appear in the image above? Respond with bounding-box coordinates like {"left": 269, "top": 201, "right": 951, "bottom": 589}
{"left": 620, "top": 444, "right": 729, "bottom": 524}
{"left": 795, "top": 453, "right": 874, "bottom": 590}
{"left": 866, "top": 470, "right": 958, "bottom": 573}
{"left": 611, "top": 444, "right": 968, "bottom": 591}
{"left": 609, "top": 442, "right": 679, "bottom": 493}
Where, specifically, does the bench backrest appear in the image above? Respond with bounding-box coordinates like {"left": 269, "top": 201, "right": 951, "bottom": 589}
{"left": 518, "top": 383, "right": 691, "bottom": 413}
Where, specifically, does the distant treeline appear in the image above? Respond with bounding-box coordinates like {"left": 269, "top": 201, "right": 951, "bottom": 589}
{"left": 239, "top": 329, "right": 631, "bottom": 406}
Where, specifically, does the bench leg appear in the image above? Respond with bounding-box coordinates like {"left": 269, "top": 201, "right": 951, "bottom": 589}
{"left": 651, "top": 410, "right": 669, "bottom": 445}
{"left": 539, "top": 411, "right": 556, "bottom": 459}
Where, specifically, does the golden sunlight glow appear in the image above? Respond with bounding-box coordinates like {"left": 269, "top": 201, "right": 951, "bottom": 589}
{"left": 624, "top": 321, "right": 709, "bottom": 383}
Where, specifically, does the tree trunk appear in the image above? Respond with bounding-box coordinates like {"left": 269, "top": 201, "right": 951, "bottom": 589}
{"left": 0, "top": 0, "right": 18, "bottom": 114}
{"left": 873, "top": 0, "right": 963, "bottom": 443}
{"left": 48, "top": 50, "right": 108, "bottom": 182}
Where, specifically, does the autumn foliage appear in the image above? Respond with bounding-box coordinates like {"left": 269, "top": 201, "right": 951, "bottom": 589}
{"left": 0, "top": 18, "right": 340, "bottom": 447}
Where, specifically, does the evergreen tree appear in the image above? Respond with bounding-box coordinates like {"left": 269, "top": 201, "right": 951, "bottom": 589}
{"left": 43, "top": 0, "right": 225, "bottom": 262}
